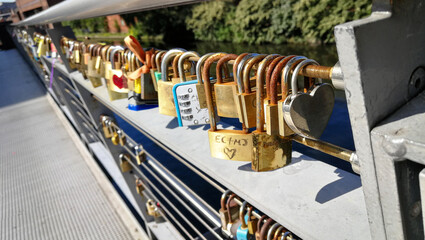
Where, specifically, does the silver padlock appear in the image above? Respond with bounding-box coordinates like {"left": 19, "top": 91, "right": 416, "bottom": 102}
{"left": 282, "top": 59, "right": 335, "bottom": 139}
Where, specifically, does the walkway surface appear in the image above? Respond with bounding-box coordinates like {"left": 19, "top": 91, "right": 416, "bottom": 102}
{"left": 0, "top": 49, "right": 137, "bottom": 239}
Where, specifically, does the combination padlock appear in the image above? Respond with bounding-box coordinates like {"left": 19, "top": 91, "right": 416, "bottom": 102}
{"left": 119, "top": 153, "right": 132, "bottom": 172}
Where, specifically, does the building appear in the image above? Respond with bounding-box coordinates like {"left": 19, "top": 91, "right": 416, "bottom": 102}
{"left": 12, "top": 0, "right": 63, "bottom": 23}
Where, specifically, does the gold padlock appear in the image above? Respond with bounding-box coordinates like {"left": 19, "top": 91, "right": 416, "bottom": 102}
{"left": 266, "top": 55, "right": 297, "bottom": 136}
{"left": 146, "top": 199, "right": 160, "bottom": 217}
{"left": 111, "top": 126, "right": 119, "bottom": 145}
{"left": 214, "top": 54, "right": 239, "bottom": 118}
{"left": 252, "top": 55, "right": 291, "bottom": 172}
{"left": 87, "top": 44, "right": 104, "bottom": 87}
{"left": 203, "top": 57, "right": 253, "bottom": 161}
{"left": 100, "top": 115, "right": 112, "bottom": 138}
{"left": 247, "top": 206, "right": 257, "bottom": 235}
{"left": 104, "top": 46, "right": 115, "bottom": 81}
{"left": 135, "top": 145, "right": 146, "bottom": 165}
{"left": 108, "top": 48, "right": 129, "bottom": 101}
{"left": 158, "top": 49, "right": 185, "bottom": 116}
{"left": 135, "top": 178, "right": 145, "bottom": 196}
{"left": 278, "top": 56, "right": 307, "bottom": 137}
{"left": 119, "top": 153, "right": 132, "bottom": 172}
{"left": 117, "top": 129, "right": 126, "bottom": 146}
{"left": 240, "top": 54, "right": 267, "bottom": 128}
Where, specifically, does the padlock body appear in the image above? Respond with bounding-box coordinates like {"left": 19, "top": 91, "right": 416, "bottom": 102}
{"left": 240, "top": 92, "right": 257, "bottom": 129}
{"left": 208, "top": 130, "right": 253, "bottom": 161}
{"left": 214, "top": 82, "right": 239, "bottom": 118}
{"left": 104, "top": 61, "right": 113, "bottom": 80}
{"left": 251, "top": 131, "right": 292, "bottom": 172}
{"left": 266, "top": 104, "right": 279, "bottom": 136}
{"left": 119, "top": 159, "right": 132, "bottom": 172}
{"left": 119, "top": 135, "right": 126, "bottom": 146}
{"left": 102, "top": 126, "right": 112, "bottom": 138}
{"left": 111, "top": 133, "right": 119, "bottom": 145}
{"left": 247, "top": 216, "right": 258, "bottom": 235}
{"left": 146, "top": 200, "right": 156, "bottom": 216}
{"left": 136, "top": 184, "right": 145, "bottom": 195}
{"left": 278, "top": 100, "right": 294, "bottom": 137}
{"left": 219, "top": 208, "right": 229, "bottom": 230}
{"left": 87, "top": 57, "right": 103, "bottom": 88}
{"left": 136, "top": 151, "right": 146, "bottom": 165}
{"left": 107, "top": 69, "right": 129, "bottom": 101}
{"left": 236, "top": 227, "right": 249, "bottom": 240}
{"left": 140, "top": 73, "right": 158, "bottom": 100}
{"left": 158, "top": 80, "right": 177, "bottom": 116}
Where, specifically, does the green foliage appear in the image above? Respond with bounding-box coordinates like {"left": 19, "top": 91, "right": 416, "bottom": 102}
{"left": 293, "top": 0, "right": 372, "bottom": 43}
{"left": 185, "top": 1, "right": 235, "bottom": 42}
{"left": 63, "top": 17, "right": 108, "bottom": 34}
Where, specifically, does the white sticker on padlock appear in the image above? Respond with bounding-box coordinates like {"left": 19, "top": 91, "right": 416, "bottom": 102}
{"left": 173, "top": 81, "right": 210, "bottom": 127}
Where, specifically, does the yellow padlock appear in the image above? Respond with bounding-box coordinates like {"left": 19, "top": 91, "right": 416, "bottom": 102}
{"left": 119, "top": 153, "right": 132, "bottom": 172}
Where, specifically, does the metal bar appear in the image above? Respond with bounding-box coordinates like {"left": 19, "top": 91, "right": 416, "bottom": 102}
{"left": 140, "top": 162, "right": 222, "bottom": 240}
{"left": 130, "top": 175, "right": 195, "bottom": 240}
{"left": 110, "top": 122, "right": 221, "bottom": 222}
{"left": 126, "top": 159, "right": 206, "bottom": 240}
{"left": 291, "top": 135, "right": 353, "bottom": 162}
{"left": 93, "top": 109, "right": 225, "bottom": 193}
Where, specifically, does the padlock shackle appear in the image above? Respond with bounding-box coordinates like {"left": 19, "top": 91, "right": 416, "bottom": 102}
{"left": 256, "top": 54, "right": 281, "bottom": 132}
{"left": 265, "top": 56, "right": 284, "bottom": 99}
{"left": 101, "top": 45, "right": 110, "bottom": 61}
{"left": 282, "top": 56, "right": 307, "bottom": 99}
{"left": 260, "top": 218, "right": 274, "bottom": 240}
{"left": 202, "top": 53, "right": 228, "bottom": 131}
{"left": 160, "top": 49, "right": 185, "bottom": 82}
{"left": 226, "top": 194, "right": 237, "bottom": 224}
{"left": 236, "top": 53, "right": 257, "bottom": 94}
{"left": 196, "top": 53, "right": 215, "bottom": 85}
{"left": 151, "top": 50, "right": 159, "bottom": 69}
{"left": 216, "top": 54, "right": 237, "bottom": 84}
{"left": 267, "top": 222, "right": 281, "bottom": 240}
{"left": 239, "top": 201, "right": 248, "bottom": 229}
{"left": 242, "top": 54, "right": 267, "bottom": 94}
{"left": 155, "top": 50, "right": 166, "bottom": 72}
{"left": 256, "top": 215, "right": 267, "bottom": 234}
{"left": 172, "top": 53, "right": 183, "bottom": 78}
{"left": 233, "top": 53, "right": 249, "bottom": 87}
{"left": 291, "top": 59, "right": 321, "bottom": 95}
{"left": 273, "top": 226, "right": 285, "bottom": 240}
{"left": 178, "top": 51, "right": 200, "bottom": 82}
{"left": 220, "top": 190, "right": 232, "bottom": 210}
{"left": 269, "top": 56, "right": 296, "bottom": 105}
{"left": 110, "top": 46, "right": 124, "bottom": 68}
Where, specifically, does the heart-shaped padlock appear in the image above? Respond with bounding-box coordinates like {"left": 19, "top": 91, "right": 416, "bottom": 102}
{"left": 282, "top": 59, "right": 334, "bottom": 139}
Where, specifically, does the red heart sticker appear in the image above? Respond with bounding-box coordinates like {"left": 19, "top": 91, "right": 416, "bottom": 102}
{"left": 113, "top": 74, "right": 125, "bottom": 89}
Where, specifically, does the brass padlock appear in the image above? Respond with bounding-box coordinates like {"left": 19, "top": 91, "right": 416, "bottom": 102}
{"left": 146, "top": 199, "right": 157, "bottom": 216}
{"left": 87, "top": 44, "right": 104, "bottom": 87}
{"left": 131, "top": 51, "right": 158, "bottom": 101}
{"left": 283, "top": 59, "right": 335, "bottom": 139}
{"left": 104, "top": 46, "right": 115, "bottom": 81}
{"left": 135, "top": 178, "right": 145, "bottom": 196}
{"left": 266, "top": 222, "right": 281, "bottom": 240}
{"left": 266, "top": 55, "right": 299, "bottom": 136}
{"left": 203, "top": 56, "right": 253, "bottom": 161}
{"left": 247, "top": 206, "right": 258, "bottom": 235}
{"left": 252, "top": 55, "right": 291, "bottom": 172}
{"left": 100, "top": 45, "right": 110, "bottom": 77}
{"left": 135, "top": 145, "right": 146, "bottom": 165}
{"left": 158, "top": 49, "right": 185, "bottom": 116}
{"left": 107, "top": 47, "right": 129, "bottom": 101}
{"left": 119, "top": 153, "right": 132, "bottom": 172}
{"left": 117, "top": 129, "right": 126, "bottom": 146}
{"left": 234, "top": 53, "right": 257, "bottom": 124}
{"left": 240, "top": 54, "right": 267, "bottom": 128}
{"left": 111, "top": 126, "right": 119, "bottom": 145}
{"left": 100, "top": 116, "right": 112, "bottom": 138}
{"left": 214, "top": 53, "right": 240, "bottom": 118}
{"left": 219, "top": 190, "right": 236, "bottom": 232}
{"left": 272, "top": 226, "right": 285, "bottom": 240}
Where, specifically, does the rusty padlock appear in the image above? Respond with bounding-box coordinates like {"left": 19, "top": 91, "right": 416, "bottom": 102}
{"left": 252, "top": 55, "right": 291, "bottom": 172}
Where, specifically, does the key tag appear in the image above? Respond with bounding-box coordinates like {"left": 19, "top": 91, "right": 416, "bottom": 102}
{"left": 204, "top": 54, "right": 253, "bottom": 161}
{"left": 282, "top": 59, "right": 335, "bottom": 139}
{"left": 173, "top": 51, "right": 212, "bottom": 127}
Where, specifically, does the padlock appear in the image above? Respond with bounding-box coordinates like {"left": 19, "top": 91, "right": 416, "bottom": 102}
{"left": 214, "top": 53, "right": 240, "bottom": 118}
{"left": 119, "top": 153, "right": 132, "bottom": 172}
{"left": 154, "top": 50, "right": 167, "bottom": 83}
{"left": 236, "top": 201, "right": 250, "bottom": 240}
{"left": 104, "top": 46, "right": 115, "bottom": 81}
{"left": 240, "top": 54, "right": 267, "bottom": 128}
{"left": 226, "top": 194, "right": 241, "bottom": 238}
{"left": 81, "top": 43, "right": 92, "bottom": 78}
{"left": 255, "top": 215, "right": 267, "bottom": 240}
{"left": 100, "top": 115, "right": 112, "bottom": 138}
{"left": 99, "top": 45, "right": 110, "bottom": 77}
{"left": 135, "top": 145, "right": 146, "bottom": 165}
{"left": 219, "top": 190, "right": 233, "bottom": 232}
{"left": 247, "top": 207, "right": 258, "bottom": 235}
{"left": 280, "top": 231, "right": 294, "bottom": 240}
{"left": 117, "top": 129, "right": 126, "bottom": 146}
{"left": 149, "top": 50, "right": 159, "bottom": 89}
{"left": 36, "top": 36, "right": 47, "bottom": 58}
{"left": 107, "top": 47, "right": 129, "bottom": 101}
{"left": 259, "top": 218, "right": 274, "bottom": 240}
{"left": 252, "top": 55, "right": 292, "bottom": 172}
{"left": 158, "top": 49, "right": 185, "bottom": 116}
{"left": 153, "top": 203, "right": 165, "bottom": 223}
{"left": 266, "top": 223, "right": 280, "bottom": 240}
{"left": 146, "top": 199, "right": 157, "bottom": 216}
{"left": 267, "top": 56, "right": 299, "bottom": 136}
{"left": 173, "top": 51, "right": 212, "bottom": 127}
{"left": 111, "top": 125, "right": 119, "bottom": 145}
{"left": 283, "top": 59, "right": 335, "bottom": 139}
{"left": 204, "top": 55, "right": 253, "bottom": 161}
{"left": 87, "top": 44, "right": 104, "bottom": 87}
{"left": 135, "top": 178, "right": 145, "bottom": 196}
